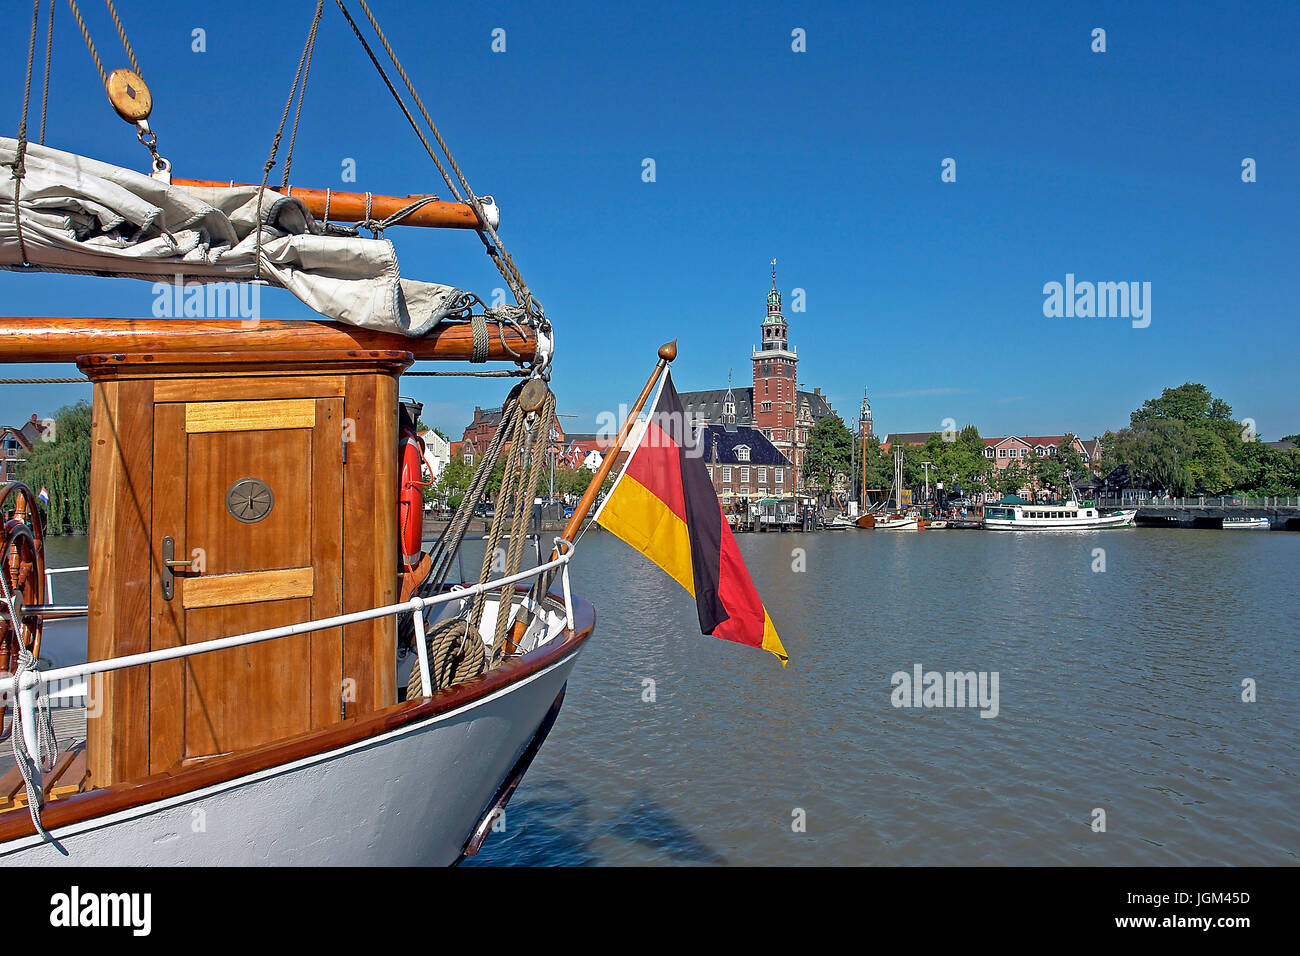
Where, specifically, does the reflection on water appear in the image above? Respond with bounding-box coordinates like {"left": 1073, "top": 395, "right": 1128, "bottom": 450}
{"left": 45, "top": 529, "right": 1300, "bottom": 865}
{"left": 468, "top": 527, "right": 1299, "bottom": 866}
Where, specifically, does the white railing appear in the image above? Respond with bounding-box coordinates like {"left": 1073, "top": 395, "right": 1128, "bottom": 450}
{"left": 1, "top": 539, "right": 577, "bottom": 790}
{"left": 1100, "top": 496, "right": 1300, "bottom": 509}
{"left": 43, "top": 565, "right": 88, "bottom": 604}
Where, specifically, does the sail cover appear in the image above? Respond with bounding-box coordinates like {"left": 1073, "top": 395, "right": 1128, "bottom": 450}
{"left": 0, "top": 138, "right": 465, "bottom": 336}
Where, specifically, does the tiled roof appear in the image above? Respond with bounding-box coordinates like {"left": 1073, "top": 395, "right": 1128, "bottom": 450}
{"left": 698, "top": 423, "right": 790, "bottom": 467}
{"left": 679, "top": 387, "right": 835, "bottom": 426}
{"left": 884, "top": 432, "right": 937, "bottom": 446}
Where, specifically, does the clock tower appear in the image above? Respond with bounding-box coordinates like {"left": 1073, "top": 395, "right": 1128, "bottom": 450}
{"left": 752, "top": 259, "right": 801, "bottom": 486}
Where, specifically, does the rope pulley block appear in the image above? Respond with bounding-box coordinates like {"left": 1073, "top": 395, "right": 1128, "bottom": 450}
{"left": 105, "top": 68, "right": 150, "bottom": 122}
{"left": 518, "top": 377, "right": 550, "bottom": 417}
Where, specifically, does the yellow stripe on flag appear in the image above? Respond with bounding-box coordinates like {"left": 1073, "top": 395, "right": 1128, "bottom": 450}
{"left": 596, "top": 474, "right": 696, "bottom": 597}
{"left": 761, "top": 610, "right": 787, "bottom": 665}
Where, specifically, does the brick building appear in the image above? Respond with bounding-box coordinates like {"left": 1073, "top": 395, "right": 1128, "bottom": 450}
{"left": 700, "top": 423, "right": 791, "bottom": 499}
{"left": 678, "top": 262, "right": 834, "bottom": 493}
{"left": 458, "top": 405, "right": 567, "bottom": 466}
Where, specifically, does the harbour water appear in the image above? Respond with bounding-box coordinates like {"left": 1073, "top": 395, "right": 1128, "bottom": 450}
{"left": 42, "top": 529, "right": 1299, "bottom": 866}
{"left": 468, "top": 527, "right": 1299, "bottom": 866}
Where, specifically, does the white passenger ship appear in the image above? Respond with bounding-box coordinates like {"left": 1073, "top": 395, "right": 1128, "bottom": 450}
{"left": 983, "top": 499, "right": 1137, "bottom": 530}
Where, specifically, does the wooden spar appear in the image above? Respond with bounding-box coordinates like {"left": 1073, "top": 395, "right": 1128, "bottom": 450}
{"left": 556, "top": 339, "right": 677, "bottom": 546}
{"left": 505, "top": 340, "right": 677, "bottom": 650}
{"left": 172, "top": 179, "right": 495, "bottom": 231}
{"left": 0, "top": 318, "right": 534, "bottom": 365}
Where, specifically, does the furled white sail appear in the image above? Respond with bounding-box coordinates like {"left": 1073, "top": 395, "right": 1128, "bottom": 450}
{"left": 0, "top": 139, "right": 464, "bottom": 336}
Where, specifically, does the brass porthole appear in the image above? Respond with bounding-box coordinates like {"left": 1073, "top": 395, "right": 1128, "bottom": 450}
{"left": 226, "top": 478, "right": 274, "bottom": 524}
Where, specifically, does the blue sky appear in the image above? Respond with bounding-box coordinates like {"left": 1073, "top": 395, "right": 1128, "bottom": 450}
{"left": 2, "top": 0, "right": 1297, "bottom": 440}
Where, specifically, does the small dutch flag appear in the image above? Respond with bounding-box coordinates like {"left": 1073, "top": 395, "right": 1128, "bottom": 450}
{"left": 37, "top": 486, "right": 50, "bottom": 506}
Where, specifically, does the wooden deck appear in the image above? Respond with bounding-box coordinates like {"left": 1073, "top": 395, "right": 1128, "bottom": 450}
{"left": 0, "top": 706, "right": 89, "bottom": 809}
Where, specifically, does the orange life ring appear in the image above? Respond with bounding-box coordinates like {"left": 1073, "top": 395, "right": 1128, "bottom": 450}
{"left": 398, "top": 426, "right": 427, "bottom": 573}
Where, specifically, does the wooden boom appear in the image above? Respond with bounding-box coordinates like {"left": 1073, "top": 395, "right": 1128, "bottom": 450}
{"left": 173, "top": 179, "right": 495, "bottom": 231}
{"left": 0, "top": 318, "right": 534, "bottom": 364}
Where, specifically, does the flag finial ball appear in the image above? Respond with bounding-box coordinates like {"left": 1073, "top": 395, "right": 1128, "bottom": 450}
{"left": 658, "top": 340, "right": 678, "bottom": 363}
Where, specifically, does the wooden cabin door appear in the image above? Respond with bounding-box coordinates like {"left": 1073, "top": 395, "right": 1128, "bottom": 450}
{"left": 148, "top": 397, "right": 344, "bottom": 769}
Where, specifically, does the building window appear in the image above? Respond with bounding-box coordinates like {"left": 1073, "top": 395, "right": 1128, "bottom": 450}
{"left": 1020, "top": 448, "right": 1028, "bottom": 457}
{"left": 984, "top": 448, "right": 994, "bottom": 458}
{"left": 735, "top": 445, "right": 750, "bottom": 462}
{"left": 740, "top": 467, "right": 750, "bottom": 483}
{"left": 775, "top": 468, "right": 784, "bottom": 484}
{"left": 757, "top": 467, "right": 767, "bottom": 482}
{"left": 761, "top": 401, "right": 772, "bottom": 413}
{"left": 722, "top": 467, "right": 732, "bottom": 482}
{"left": 998, "top": 449, "right": 1007, "bottom": 458}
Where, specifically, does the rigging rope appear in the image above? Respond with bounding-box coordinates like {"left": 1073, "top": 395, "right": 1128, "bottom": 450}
{"left": 335, "top": 0, "right": 539, "bottom": 318}
{"left": 282, "top": 3, "right": 322, "bottom": 189}
{"left": 39, "top": 0, "right": 54, "bottom": 144}
{"left": 64, "top": 0, "right": 106, "bottom": 86}
{"left": 103, "top": 0, "right": 139, "bottom": 76}
{"left": 255, "top": 0, "right": 324, "bottom": 280}
{"left": 9, "top": 0, "right": 41, "bottom": 268}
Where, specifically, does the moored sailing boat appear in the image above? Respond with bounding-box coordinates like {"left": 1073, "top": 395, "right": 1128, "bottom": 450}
{"left": 0, "top": 1, "right": 681, "bottom": 865}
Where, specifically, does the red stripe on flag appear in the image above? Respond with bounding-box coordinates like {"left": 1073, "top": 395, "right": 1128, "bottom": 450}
{"left": 709, "top": 516, "right": 767, "bottom": 648}
{"left": 624, "top": 420, "right": 687, "bottom": 523}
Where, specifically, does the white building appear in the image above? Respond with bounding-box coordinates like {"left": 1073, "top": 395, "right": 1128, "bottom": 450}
{"left": 418, "top": 430, "right": 452, "bottom": 482}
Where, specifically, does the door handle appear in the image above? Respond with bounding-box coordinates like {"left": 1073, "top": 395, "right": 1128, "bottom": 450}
{"left": 161, "top": 536, "right": 192, "bottom": 601}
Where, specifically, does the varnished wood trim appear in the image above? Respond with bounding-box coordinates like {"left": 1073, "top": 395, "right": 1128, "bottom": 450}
{"left": 0, "top": 593, "right": 594, "bottom": 844}
{"left": 154, "top": 375, "right": 347, "bottom": 402}
{"left": 185, "top": 400, "right": 316, "bottom": 434}
{"left": 0, "top": 317, "right": 535, "bottom": 365}
{"left": 182, "top": 567, "right": 315, "bottom": 610}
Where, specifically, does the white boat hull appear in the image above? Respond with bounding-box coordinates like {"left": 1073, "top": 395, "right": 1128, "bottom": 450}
{"left": 1222, "top": 518, "right": 1269, "bottom": 529}
{"left": 875, "top": 515, "right": 919, "bottom": 530}
{"left": 984, "top": 510, "right": 1137, "bottom": 530}
{"left": 0, "top": 645, "right": 581, "bottom": 866}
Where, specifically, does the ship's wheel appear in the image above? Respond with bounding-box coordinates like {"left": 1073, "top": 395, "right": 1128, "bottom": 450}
{"left": 0, "top": 482, "right": 46, "bottom": 676}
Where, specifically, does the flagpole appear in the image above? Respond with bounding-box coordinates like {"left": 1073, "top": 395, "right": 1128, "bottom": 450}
{"left": 555, "top": 339, "right": 677, "bottom": 548}
{"left": 507, "top": 339, "right": 676, "bottom": 648}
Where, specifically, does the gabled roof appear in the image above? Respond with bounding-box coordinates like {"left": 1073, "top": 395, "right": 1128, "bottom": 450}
{"left": 0, "top": 426, "right": 33, "bottom": 452}
{"left": 679, "top": 387, "right": 835, "bottom": 426}
{"left": 679, "top": 387, "right": 754, "bottom": 424}
{"left": 699, "top": 423, "right": 790, "bottom": 467}
{"left": 884, "top": 432, "right": 936, "bottom": 447}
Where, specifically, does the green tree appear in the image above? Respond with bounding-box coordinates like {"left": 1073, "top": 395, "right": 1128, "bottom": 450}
{"left": 802, "top": 414, "right": 853, "bottom": 497}
{"left": 857, "top": 435, "right": 893, "bottom": 502}
{"left": 17, "top": 401, "right": 92, "bottom": 533}
{"left": 994, "top": 460, "right": 1028, "bottom": 498}
{"left": 433, "top": 456, "right": 474, "bottom": 510}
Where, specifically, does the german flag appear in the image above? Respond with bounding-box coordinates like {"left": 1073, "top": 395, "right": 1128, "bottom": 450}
{"left": 596, "top": 372, "right": 787, "bottom": 664}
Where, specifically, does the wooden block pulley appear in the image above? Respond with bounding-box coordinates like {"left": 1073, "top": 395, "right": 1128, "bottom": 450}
{"left": 106, "top": 69, "right": 152, "bottom": 123}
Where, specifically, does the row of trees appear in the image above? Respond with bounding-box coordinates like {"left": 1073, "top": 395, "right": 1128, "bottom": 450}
{"left": 425, "top": 455, "right": 603, "bottom": 511}
{"left": 804, "top": 381, "right": 1300, "bottom": 504}
{"left": 1099, "top": 383, "right": 1300, "bottom": 496}
{"left": 803, "top": 415, "right": 1088, "bottom": 503}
